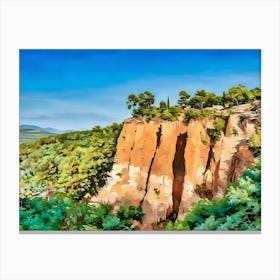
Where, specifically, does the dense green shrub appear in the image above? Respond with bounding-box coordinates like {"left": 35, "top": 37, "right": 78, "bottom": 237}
{"left": 161, "top": 110, "right": 176, "bottom": 121}
{"left": 143, "top": 106, "right": 161, "bottom": 121}
{"left": 249, "top": 129, "right": 261, "bottom": 157}
{"left": 168, "top": 105, "right": 181, "bottom": 118}
{"left": 206, "top": 128, "right": 221, "bottom": 142}
{"left": 205, "top": 116, "right": 227, "bottom": 142}
{"left": 213, "top": 117, "right": 226, "bottom": 132}
{"left": 165, "top": 157, "right": 261, "bottom": 231}
{"left": 20, "top": 197, "right": 144, "bottom": 231}
{"left": 184, "top": 109, "right": 210, "bottom": 124}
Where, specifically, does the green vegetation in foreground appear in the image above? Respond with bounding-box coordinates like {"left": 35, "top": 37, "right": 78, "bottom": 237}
{"left": 165, "top": 157, "right": 261, "bottom": 231}
{"left": 20, "top": 198, "right": 143, "bottom": 231}
{"left": 20, "top": 123, "right": 122, "bottom": 201}
{"left": 20, "top": 129, "right": 54, "bottom": 143}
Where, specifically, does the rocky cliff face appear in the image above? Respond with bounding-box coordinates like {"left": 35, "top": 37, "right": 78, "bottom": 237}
{"left": 91, "top": 105, "right": 259, "bottom": 229}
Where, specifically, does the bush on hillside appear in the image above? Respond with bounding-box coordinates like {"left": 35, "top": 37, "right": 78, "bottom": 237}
{"left": 165, "top": 157, "right": 261, "bottom": 231}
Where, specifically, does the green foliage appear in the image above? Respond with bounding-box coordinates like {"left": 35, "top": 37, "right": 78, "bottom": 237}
{"left": 207, "top": 128, "right": 221, "bottom": 142}
{"left": 188, "top": 90, "right": 218, "bottom": 109}
{"left": 184, "top": 85, "right": 260, "bottom": 109}
{"left": 165, "top": 157, "right": 261, "bottom": 231}
{"left": 213, "top": 117, "right": 226, "bottom": 132}
{"left": 250, "top": 87, "right": 261, "bottom": 100}
{"left": 168, "top": 106, "right": 181, "bottom": 118}
{"left": 160, "top": 106, "right": 181, "bottom": 121}
{"left": 161, "top": 110, "right": 176, "bottom": 121}
{"left": 126, "top": 92, "right": 181, "bottom": 121}
{"left": 249, "top": 129, "right": 261, "bottom": 157}
{"left": 232, "top": 127, "right": 238, "bottom": 136}
{"left": 20, "top": 198, "right": 144, "bottom": 231}
{"left": 126, "top": 91, "right": 155, "bottom": 117}
{"left": 177, "top": 90, "right": 191, "bottom": 109}
{"left": 117, "top": 205, "right": 144, "bottom": 223}
{"left": 143, "top": 106, "right": 161, "bottom": 121}
{"left": 126, "top": 86, "right": 261, "bottom": 123}
{"left": 205, "top": 116, "right": 227, "bottom": 142}
{"left": 20, "top": 129, "right": 54, "bottom": 144}
{"left": 19, "top": 123, "right": 123, "bottom": 201}
{"left": 167, "top": 97, "right": 170, "bottom": 109}
{"left": 19, "top": 197, "right": 66, "bottom": 230}
{"left": 188, "top": 90, "right": 206, "bottom": 109}
{"left": 184, "top": 109, "right": 210, "bottom": 124}
{"left": 200, "top": 134, "right": 208, "bottom": 145}
{"left": 159, "top": 101, "right": 167, "bottom": 112}
{"left": 222, "top": 84, "right": 261, "bottom": 107}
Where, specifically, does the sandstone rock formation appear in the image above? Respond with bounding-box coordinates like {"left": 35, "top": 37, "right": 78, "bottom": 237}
{"left": 91, "top": 107, "right": 259, "bottom": 228}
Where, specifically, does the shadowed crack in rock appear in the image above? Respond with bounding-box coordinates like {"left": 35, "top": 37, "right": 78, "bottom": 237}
{"left": 170, "top": 132, "right": 187, "bottom": 221}
{"left": 203, "top": 143, "right": 214, "bottom": 176}
{"left": 140, "top": 124, "right": 162, "bottom": 205}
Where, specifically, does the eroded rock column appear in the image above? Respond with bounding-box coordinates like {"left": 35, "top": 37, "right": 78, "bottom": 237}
{"left": 92, "top": 119, "right": 160, "bottom": 207}
{"left": 177, "top": 119, "right": 211, "bottom": 220}
{"left": 142, "top": 121, "right": 187, "bottom": 225}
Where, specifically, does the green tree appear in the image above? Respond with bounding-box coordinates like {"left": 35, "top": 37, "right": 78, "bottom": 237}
{"left": 204, "top": 92, "right": 218, "bottom": 107}
{"left": 126, "top": 91, "right": 155, "bottom": 117}
{"left": 224, "top": 84, "right": 249, "bottom": 107}
{"left": 138, "top": 91, "right": 155, "bottom": 109}
{"left": 126, "top": 94, "right": 139, "bottom": 110}
{"left": 221, "top": 91, "right": 226, "bottom": 107}
{"left": 159, "top": 101, "right": 167, "bottom": 112}
{"left": 177, "top": 90, "right": 191, "bottom": 109}
{"left": 250, "top": 87, "right": 261, "bottom": 101}
{"left": 188, "top": 90, "right": 218, "bottom": 109}
{"left": 167, "top": 97, "right": 170, "bottom": 109}
{"left": 188, "top": 90, "right": 207, "bottom": 109}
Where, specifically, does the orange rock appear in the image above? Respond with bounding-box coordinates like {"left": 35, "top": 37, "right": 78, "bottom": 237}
{"left": 91, "top": 111, "right": 259, "bottom": 227}
{"left": 142, "top": 121, "right": 187, "bottom": 225}
{"left": 93, "top": 120, "right": 160, "bottom": 207}
{"left": 229, "top": 146, "right": 255, "bottom": 182}
{"left": 177, "top": 119, "right": 211, "bottom": 220}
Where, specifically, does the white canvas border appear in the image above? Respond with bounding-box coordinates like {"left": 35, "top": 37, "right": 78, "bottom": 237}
{"left": 0, "top": 0, "right": 280, "bottom": 280}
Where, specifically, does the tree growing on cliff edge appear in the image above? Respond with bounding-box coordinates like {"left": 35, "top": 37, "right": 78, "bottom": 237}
{"left": 177, "top": 90, "right": 191, "bottom": 109}
{"left": 188, "top": 90, "right": 218, "bottom": 109}
{"left": 223, "top": 84, "right": 254, "bottom": 107}
{"left": 126, "top": 91, "right": 155, "bottom": 117}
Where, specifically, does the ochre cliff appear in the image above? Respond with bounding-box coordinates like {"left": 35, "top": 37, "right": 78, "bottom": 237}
{"left": 91, "top": 105, "right": 259, "bottom": 229}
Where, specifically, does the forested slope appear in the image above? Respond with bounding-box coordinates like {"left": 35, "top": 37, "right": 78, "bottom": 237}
{"left": 20, "top": 123, "right": 122, "bottom": 201}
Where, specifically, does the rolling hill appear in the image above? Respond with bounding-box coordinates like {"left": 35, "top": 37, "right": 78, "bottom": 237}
{"left": 19, "top": 129, "right": 54, "bottom": 143}
{"left": 19, "top": 124, "right": 73, "bottom": 143}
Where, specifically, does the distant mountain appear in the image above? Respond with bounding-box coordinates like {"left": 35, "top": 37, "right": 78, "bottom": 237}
{"left": 20, "top": 124, "right": 73, "bottom": 134}
{"left": 20, "top": 124, "right": 43, "bottom": 131}
{"left": 20, "top": 129, "right": 54, "bottom": 144}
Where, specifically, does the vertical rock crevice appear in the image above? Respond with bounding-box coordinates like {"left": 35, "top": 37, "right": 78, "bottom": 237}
{"left": 140, "top": 124, "right": 162, "bottom": 204}
{"left": 170, "top": 132, "right": 187, "bottom": 221}
{"left": 203, "top": 142, "right": 214, "bottom": 175}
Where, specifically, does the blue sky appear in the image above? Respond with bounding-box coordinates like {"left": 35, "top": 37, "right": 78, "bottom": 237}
{"left": 20, "top": 49, "right": 261, "bottom": 131}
